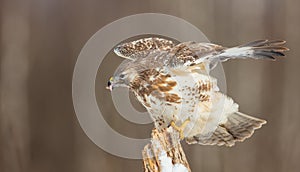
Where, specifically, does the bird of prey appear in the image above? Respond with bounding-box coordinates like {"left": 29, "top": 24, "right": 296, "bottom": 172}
{"left": 106, "top": 37, "right": 288, "bottom": 146}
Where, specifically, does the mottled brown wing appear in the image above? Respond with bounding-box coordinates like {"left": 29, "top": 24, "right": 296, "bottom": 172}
{"left": 113, "top": 38, "right": 231, "bottom": 69}
{"left": 114, "top": 37, "right": 176, "bottom": 60}
{"left": 115, "top": 39, "right": 288, "bottom": 71}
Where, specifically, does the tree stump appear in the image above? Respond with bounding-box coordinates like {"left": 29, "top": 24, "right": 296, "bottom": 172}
{"left": 142, "top": 127, "right": 191, "bottom": 172}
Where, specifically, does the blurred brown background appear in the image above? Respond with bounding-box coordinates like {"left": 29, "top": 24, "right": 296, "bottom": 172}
{"left": 1, "top": 0, "right": 299, "bottom": 172}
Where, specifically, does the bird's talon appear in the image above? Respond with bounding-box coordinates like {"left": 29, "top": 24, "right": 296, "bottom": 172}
{"left": 170, "top": 119, "right": 190, "bottom": 140}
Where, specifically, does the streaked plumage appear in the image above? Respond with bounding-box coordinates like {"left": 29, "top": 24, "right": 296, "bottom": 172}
{"left": 108, "top": 37, "right": 288, "bottom": 146}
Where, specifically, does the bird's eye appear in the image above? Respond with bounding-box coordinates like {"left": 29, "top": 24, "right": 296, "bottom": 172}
{"left": 107, "top": 81, "right": 111, "bottom": 87}
{"left": 119, "top": 74, "right": 125, "bottom": 78}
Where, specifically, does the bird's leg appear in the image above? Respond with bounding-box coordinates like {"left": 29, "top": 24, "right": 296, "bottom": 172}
{"left": 170, "top": 119, "right": 190, "bottom": 140}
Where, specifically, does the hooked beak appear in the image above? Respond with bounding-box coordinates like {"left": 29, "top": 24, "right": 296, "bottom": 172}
{"left": 106, "top": 79, "right": 113, "bottom": 91}
{"left": 106, "top": 85, "right": 113, "bottom": 91}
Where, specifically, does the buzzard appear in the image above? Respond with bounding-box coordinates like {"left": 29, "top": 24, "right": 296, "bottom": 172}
{"left": 106, "top": 37, "right": 288, "bottom": 146}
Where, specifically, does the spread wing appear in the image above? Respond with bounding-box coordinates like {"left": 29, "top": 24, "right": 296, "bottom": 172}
{"left": 113, "top": 37, "right": 219, "bottom": 72}
{"left": 114, "top": 38, "right": 288, "bottom": 72}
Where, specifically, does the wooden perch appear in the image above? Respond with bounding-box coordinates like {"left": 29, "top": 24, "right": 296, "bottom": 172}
{"left": 142, "top": 127, "right": 191, "bottom": 172}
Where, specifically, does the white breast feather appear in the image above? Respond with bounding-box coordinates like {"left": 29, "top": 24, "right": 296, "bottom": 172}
{"left": 145, "top": 67, "right": 239, "bottom": 137}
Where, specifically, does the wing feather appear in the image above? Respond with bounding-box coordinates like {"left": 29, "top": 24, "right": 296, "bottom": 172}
{"left": 214, "top": 40, "right": 289, "bottom": 62}
{"left": 114, "top": 37, "right": 176, "bottom": 60}
{"left": 114, "top": 38, "right": 288, "bottom": 73}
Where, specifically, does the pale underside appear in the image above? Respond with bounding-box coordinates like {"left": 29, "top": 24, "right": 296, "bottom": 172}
{"left": 141, "top": 67, "right": 238, "bottom": 139}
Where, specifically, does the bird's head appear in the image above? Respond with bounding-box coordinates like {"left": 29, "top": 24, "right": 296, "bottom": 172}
{"left": 106, "top": 63, "right": 137, "bottom": 91}
{"left": 106, "top": 74, "right": 126, "bottom": 91}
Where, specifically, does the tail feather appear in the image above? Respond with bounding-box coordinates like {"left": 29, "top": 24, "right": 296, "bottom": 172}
{"left": 186, "top": 112, "right": 266, "bottom": 147}
{"left": 223, "top": 112, "right": 266, "bottom": 142}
